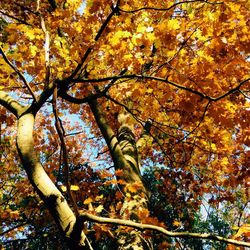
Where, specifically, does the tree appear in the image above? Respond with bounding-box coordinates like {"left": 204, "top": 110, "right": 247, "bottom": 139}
{"left": 0, "top": 0, "right": 249, "bottom": 249}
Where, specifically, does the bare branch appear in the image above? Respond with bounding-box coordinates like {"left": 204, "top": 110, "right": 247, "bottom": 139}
{"left": 152, "top": 27, "right": 200, "bottom": 75}
{"left": 214, "top": 78, "right": 250, "bottom": 101}
{"left": 239, "top": 90, "right": 250, "bottom": 100}
{"left": 14, "top": 3, "right": 39, "bottom": 16}
{"left": 80, "top": 212, "right": 250, "bottom": 248}
{"left": 0, "top": 47, "right": 37, "bottom": 102}
{"left": 119, "top": 0, "right": 222, "bottom": 13}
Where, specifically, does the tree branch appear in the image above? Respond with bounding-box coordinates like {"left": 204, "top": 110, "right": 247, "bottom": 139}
{"left": 104, "top": 95, "right": 175, "bottom": 164}
{"left": 80, "top": 212, "right": 250, "bottom": 248}
{"left": 58, "top": 68, "right": 126, "bottom": 104}
{"left": 0, "top": 91, "right": 24, "bottom": 117}
{"left": 40, "top": 15, "right": 50, "bottom": 90}
{"left": 0, "top": 11, "right": 31, "bottom": 26}
{"left": 119, "top": 0, "right": 222, "bottom": 13}
{"left": 70, "top": 75, "right": 250, "bottom": 102}
{"left": 0, "top": 47, "right": 37, "bottom": 102}
{"left": 0, "top": 222, "right": 28, "bottom": 236}
{"left": 58, "top": 91, "right": 104, "bottom": 104}
{"left": 52, "top": 83, "right": 79, "bottom": 217}
{"left": 28, "top": 82, "right": 55, "bottom": 114}
{"left": 67, "top": 0, "right": 121, "bottom": 80}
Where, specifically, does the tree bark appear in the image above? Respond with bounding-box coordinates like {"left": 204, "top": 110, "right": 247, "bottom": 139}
{"left": 16, "top": 112, "right": 90, "bottom": 249}
{"left": 0, "top": 90, "right": 91, "bottom": 249}
{"left": 89, "top": 100, "right": 152, "bottom": 250}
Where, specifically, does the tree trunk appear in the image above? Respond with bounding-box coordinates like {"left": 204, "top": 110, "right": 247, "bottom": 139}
{"left": 89, "top": 100, "right": 152, "bottom": 250}
{"left": 16, "top": 112, "right": 89, "bottom": 250}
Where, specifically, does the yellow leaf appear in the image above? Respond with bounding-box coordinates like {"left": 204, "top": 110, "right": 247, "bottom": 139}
{"left": 70, "top": 185, "right": 79, "bottom": 191}
{"left": 146, "top": 88, "right": 153, "bottom": 94}
{"left": 124, "top": 54, "right": 133, "bottom": 60}
{"left": 211, "top": 143, "right": 217, "bottom": 151}
{"left": 137, "top": 25, "right": 146, "bottom": 33}
{"left": 233, "top": 224, "right": 250, "bottom": 238}
{"left": 167, "top": 19, "right": 180, "bottom": 30}
{"left": 95, "top": 205, "right": 104, "bottom": 213}
{"left": 221, "top": 157, "right": 229, "bottom": 166}
{"left": 95, "top": 194, "right": 104, "bottom": 201}
{"left": 207, "top": 12, "right": 215, "bottom": 22}
{"left": 126, "top": 184, "right": 137, "bottom": 193}
{"left": 110, "top": 31, "right": 132, "bottom": 46}
{"left": 159, "top": 19, "right": 180, "bottom": 31}
{"left": 26, "top": 30, "right": 36, "bottom": 40}
{"left": 173, "top": 220, "right": 181, "bottom": 227}
{"left": 30, "top": 45, "right": 37, "bottom": 57}
{"left": 195, "top": 29, "right": 207, "bottom": 42}
{"left": 84, "top": 197, "right": 93, "bottom": 205}
{"left": 197, "top": 50, "right": 204, "bottom": 57}
{"left": 167, "top": 50, "right": 176, "bottom": 58}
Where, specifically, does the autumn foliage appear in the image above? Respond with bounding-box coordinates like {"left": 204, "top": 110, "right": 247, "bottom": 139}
{"left": 0, "top": 0, "right": 249, "bottom": 249}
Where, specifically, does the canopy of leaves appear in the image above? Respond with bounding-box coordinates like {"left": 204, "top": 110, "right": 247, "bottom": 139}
{"left": 0, "top": 0, "right": 249, "bottom": 249}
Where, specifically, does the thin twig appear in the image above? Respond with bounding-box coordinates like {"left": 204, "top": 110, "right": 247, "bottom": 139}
{"left": 52, "top": 83, "right": 79, "bottom": 217}
{"left": 151, "top": 26, "right": 200, "bottom": 76}
{"left": 239, "top": 90, "right": 250, "bottom": 100}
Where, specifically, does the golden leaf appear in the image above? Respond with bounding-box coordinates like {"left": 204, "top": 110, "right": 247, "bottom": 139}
{"left": 83, "top": 197, "right": 93, "bottom": 205}
{"left": 70, "top": 185, "right": 79, "bottom": 191}
{"left": 95, "top": 205, "right": 104, "bottom": 213}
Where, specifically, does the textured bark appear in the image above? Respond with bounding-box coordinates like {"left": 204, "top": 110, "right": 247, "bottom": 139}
{"left": 89, "top": 100, "right": 152, "bottom": 250}
{"left": 0, "top": 91, "right": 90, "bottom": 250}
{"left": 16, "top": 112, "right": 89, "bottom": 249}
